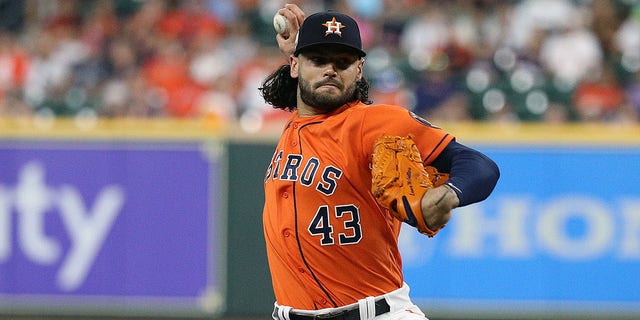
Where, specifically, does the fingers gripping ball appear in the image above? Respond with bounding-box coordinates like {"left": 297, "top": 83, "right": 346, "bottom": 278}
{"left": 371, "top": 135, "right": 447, "bottom": 237}
{"left": 273, "top": 13, "right": 289, "bottom": 36}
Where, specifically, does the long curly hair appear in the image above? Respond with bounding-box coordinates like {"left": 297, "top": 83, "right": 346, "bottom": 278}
{"left": 259, "top": 64, "right": 372, "bottom": 111}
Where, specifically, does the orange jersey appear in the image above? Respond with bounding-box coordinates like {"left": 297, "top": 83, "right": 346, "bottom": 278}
{"left": 262, "top": 102, "right": 454, "bottom": 310}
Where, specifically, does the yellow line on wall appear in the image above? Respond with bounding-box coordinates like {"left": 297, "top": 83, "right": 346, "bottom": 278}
{"left": 1, "top": 118, "right": 640, "bottom": 145}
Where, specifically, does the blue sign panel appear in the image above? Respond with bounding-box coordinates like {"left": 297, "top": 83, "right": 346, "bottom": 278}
{"left": 400, "top": 145, "right": 640, "bottom": 315}
{"left": 0, "top": 140, "right": 221, "bottom": 313}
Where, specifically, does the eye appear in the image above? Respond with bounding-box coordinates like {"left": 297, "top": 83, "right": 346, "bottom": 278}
{"left": 335, "top": 58, "right": 355, "bottom": 70}
{"left": 307, "top": 55, "right": 357, "bottom": 69}
{"left": 310, "top": 56, "right": 329, "bottom": 65}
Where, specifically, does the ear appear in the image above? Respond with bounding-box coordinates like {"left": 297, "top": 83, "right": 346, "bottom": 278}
{"left": 356, "top": 58, "right": 365, "bottom": 80}
{"left": 290, "top": 56, "right": 300, "bottom": 79}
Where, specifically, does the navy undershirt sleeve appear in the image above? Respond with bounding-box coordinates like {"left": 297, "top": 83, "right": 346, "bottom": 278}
{"left": 429, "top": 140, "right": 500, "bottom": 207}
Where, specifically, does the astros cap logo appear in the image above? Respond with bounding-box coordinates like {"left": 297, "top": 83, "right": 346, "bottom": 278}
{"left": 294, "top": 11, "right": 366, "bottom": 57}
{"left": 323, "top": 17, "right": 345, "bottom": 37}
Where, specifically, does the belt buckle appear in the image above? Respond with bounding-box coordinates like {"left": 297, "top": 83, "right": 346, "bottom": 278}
{"left": 314, "top": 309, "right": 348, "bottom": 320}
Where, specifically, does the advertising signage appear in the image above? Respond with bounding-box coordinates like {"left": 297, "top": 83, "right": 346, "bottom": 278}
{"left": 401, "top": 145, "right": 640, "bottom": 317}
{"left": 0, "top": 140, "right": 223, "bottom": 316}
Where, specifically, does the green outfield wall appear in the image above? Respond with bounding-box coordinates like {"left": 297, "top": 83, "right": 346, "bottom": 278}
{"left": 225, "top": 142, "right": 276, "bottom": 317}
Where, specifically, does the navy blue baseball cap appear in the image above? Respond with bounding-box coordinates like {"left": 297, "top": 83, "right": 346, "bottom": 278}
{"left": 294, "top": 11, "right": 366, "bottom": 57}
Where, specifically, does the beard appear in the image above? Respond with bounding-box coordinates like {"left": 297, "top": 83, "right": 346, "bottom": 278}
{"left": 298, "top": 76, "right": 358, "bottom": 113}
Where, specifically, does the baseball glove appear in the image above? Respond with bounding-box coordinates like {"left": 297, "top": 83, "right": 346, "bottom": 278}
{"left": 371, "top": 135, "right": 449, "bottom": 237}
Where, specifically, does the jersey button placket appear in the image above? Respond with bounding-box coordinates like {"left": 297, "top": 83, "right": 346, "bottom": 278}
{"left": 291, "top": 122, "right": 299, "bottom": 146}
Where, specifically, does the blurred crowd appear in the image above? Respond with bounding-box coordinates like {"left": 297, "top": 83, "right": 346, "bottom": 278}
{"left": 0, "top": 0, "right": 639, "bottom": 131}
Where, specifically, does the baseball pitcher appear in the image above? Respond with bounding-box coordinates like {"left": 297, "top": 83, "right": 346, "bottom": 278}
{"left": 260, "top": 5, "right": 499, "bottom": 320}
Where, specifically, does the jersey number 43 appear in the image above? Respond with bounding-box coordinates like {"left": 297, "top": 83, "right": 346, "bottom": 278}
{"left": 308, "top": 205, "right": 362, "bottom": 246}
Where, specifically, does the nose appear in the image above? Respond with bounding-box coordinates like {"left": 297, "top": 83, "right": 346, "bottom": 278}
{"left": 323, "top": 64, "right": 338, "bottom": 77}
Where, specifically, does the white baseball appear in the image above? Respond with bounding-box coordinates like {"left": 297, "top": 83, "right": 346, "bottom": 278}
{"left": 273, "top": 13, "right": 289, "bottom": 35}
